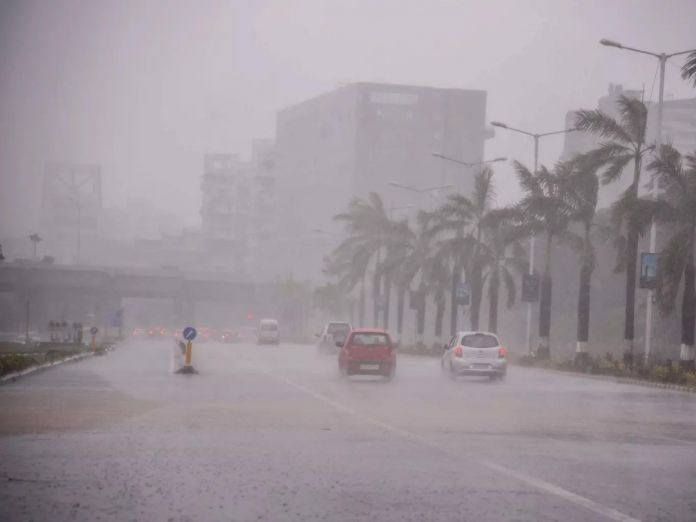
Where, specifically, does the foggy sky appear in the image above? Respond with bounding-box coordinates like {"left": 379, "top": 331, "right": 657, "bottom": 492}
{"left": 1, "top": 0, "right": 695, "bottom": 239}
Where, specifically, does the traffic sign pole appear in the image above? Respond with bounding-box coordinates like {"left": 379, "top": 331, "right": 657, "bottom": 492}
{"left": 185, "top": 341, "right": 192, "bottom": 366}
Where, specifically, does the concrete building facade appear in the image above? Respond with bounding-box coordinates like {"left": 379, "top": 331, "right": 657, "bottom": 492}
{"left": 275, "top": 82, "right": 490, "bottom": 280}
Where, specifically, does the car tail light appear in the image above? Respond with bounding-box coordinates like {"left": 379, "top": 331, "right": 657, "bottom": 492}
{"left": 454, "top": 347, "right": 463, "bottom": 358}
{"left": 133, "top": 331, "right": 136, "bottom": 335}
{"left": 149, "top": 330, "right": 153, "bottom": 334}
{"left": 238, "top": 334, "right": 243, "bottom": 338}
{"left": 498, "top": 348, "right": 506, "bottom": 358}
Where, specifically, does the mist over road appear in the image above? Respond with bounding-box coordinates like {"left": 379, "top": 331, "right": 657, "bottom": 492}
{"left": 1, "top": 340, "right": 695, "bottom": 521}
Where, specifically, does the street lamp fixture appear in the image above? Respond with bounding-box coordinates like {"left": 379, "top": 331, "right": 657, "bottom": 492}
{"left": 599, "top": 39, "right": 622, "bottom": 49}
{"left": 599, "top": 38, "right": 696, "bottom": 363}
{"left": 490, "top": 121, "right": 508, "bottom": 129}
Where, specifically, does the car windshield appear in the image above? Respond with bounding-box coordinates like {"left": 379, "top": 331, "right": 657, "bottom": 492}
{"left": 261, "top": 324, "right": 278, "bottom": 331}
{"left": 350, "top": 333, "right": 390, "bottom": 346}
{"left": 461, "top": 334, "right": 499, "bottom": 349}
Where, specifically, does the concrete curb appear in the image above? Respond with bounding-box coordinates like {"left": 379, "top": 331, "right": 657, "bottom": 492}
{"left": 0, "top": 352, "right": 94, "bottom": 386}
{"left": 513, "top": 364, "right": 696, "bottom": 394}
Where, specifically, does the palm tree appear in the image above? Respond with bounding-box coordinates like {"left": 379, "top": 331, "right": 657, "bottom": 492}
{"left": 382, "top": 213, "right": 436, "bottom": 343}
{"left": 333, "top": 193, "right": 392, "bottom": 327}
{"left": 430, "top": 193, "right": 476, "bottom": 335}
{"left": 574, "top": 95, "right": 652, "bottom": 360}
{"left": 556, "top": 160, "right": 603, "bottom": 362}
{"left": 323, "top": 242, "right": 371, "bottom": 327}
{"left": 509, "top": 160, "right": 575, "bottom": 358}
{"left": 645, "top": 144, "right": 696, "bottom": 371}
{"left": 682, "top": 51, "right": 696, "bottom": 87}
{"left": 465, "top": 166, "right": 496, "bottom": 330}
{"left": 425, "top": 247, "right": 450, "bottom": 343}
{"left": 479, "top": 212, "right": 527, "bottom": 334}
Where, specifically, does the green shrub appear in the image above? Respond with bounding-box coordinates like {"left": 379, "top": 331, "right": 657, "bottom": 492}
{"left": 0, "top": 354, "right": 39, "bottom": 376}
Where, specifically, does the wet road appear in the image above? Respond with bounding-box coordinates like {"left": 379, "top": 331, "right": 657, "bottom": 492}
{"left": 1, "top": 339, "right": 696, "bottom": 522}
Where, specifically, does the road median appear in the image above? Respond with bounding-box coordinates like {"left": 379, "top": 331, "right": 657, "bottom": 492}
{"left": 0, "top": 337, "right": 125, "bottom": 386}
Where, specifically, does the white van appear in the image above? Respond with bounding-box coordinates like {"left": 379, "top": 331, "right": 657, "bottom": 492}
{"left": 258, "top": 319, "right": 280, "bottom": 345}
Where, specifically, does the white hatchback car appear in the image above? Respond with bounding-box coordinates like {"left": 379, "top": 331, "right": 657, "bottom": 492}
{"left": 441, "top": 331, "right": 507, "bottom": 380}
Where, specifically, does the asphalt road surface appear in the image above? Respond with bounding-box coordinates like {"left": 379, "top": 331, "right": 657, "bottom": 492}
{"left": 1, "top": 339, "right": 696, "bottom": 522}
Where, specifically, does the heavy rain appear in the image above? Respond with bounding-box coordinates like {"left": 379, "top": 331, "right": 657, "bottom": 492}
{"left": 1, "top": 1, "right": 696, "bottom": 521}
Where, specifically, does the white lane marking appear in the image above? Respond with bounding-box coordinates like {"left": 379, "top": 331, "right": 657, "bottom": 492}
{"left": 268, "top": 372, "right": 642, "bottom": 522}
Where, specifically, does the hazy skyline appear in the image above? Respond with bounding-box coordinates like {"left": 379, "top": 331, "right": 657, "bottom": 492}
{"left": 2, "top": 0, "right": 695, "bottom": 238}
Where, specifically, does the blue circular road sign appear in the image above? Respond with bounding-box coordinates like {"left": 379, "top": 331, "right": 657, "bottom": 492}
{"left": 90, "top": 327, "right": 98, "bottom": 335}
{"left": 183, "top": 327, "right": 197, "bottom": 341}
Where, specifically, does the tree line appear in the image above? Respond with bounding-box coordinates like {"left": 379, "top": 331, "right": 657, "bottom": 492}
{"left": 320, "top": 94, "right": 696, "bottom": 371}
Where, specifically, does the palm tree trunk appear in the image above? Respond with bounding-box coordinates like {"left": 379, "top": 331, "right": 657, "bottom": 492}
{"left": 488, "top": 268, "right": 499, "bottom": 334}
{"left": 372, "top": 260, "right": 380, "bottom": 328}
{"left": 417, "top": 283, "right": 426, "bottom": 344}
{"left": 435, "top": 295, "right": 444, "bottom": 340}
{"left": 450, "top": 261, "right": 459, "bottom": 336}
{"left": 679, "top": 231, "right": 695, "bottom": 371}
{"left": 576, "top": 225, "right": 592, "bottom": 364}
{"left": 538, "top": 231, "right": 553, "bottom": 359}
{"left": 470, "top": 261, "right": 483, "bottom": 331}
{"left": 383, "top": 277, "right": 391, "bottom": 330}
{"left": 397, "top": 284, "right": 406, "bottom": 340}
{"left": 359, "top": 275, "right": 366, "bottom": 328}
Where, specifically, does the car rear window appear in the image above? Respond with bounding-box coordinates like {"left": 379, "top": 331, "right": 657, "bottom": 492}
{"left": 261, "top": 324, "right": 278, "bottom": 331}
{"left": 350, "top": 333, "right": 390, "bottom": 346}
{"left": 327, "top": 323, "right": 350, "bottom": 334}
{"left": 461, "top": 334, "right": 499, "bottom": 348}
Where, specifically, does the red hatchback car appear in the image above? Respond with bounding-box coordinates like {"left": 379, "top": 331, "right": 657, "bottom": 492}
{"left": 337, "top": 328, "right": 396, "bottom": 379}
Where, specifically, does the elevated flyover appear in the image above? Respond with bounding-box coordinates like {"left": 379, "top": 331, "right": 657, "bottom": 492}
{"left": 0, "top": 262, "right": 261, "bottom": 304}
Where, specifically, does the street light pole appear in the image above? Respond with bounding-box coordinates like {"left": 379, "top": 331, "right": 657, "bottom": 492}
{"left": 490, "top": 121, "right": 576, "bottom": 355}
{"left": 599, "top": 39, "right": 696, "bottom": 364}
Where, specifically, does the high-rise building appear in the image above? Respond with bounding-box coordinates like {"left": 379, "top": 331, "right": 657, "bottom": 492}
{"left": 275, "top": 82, "right": 490, "bottom": 279}
{"left": 200, "top": 153, "right": 249, "bottom": 273}
{"left": 651, "top": 96, "right": 696, "bottom": 154}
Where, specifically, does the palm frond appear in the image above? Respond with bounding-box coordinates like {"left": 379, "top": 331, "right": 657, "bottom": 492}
{"left": 601, "top": 153, "right": 634, "bottom": 186}
{"left": 647, "top": 143, "right": 689, "bottom": 195}
{"left": 681, "top": 51, "right": 696, "bottom": 88}
{"left": 574, "top": 108, "right": 632, "bottom": 144}
{"left": 512, "top": 160, "right": 543, "bottom": 197}
{"left": 616, "top": 95, "right": 648, "bottom": 144}
{"left": 655, "top": 226, "right": 692, "bottom": 316}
